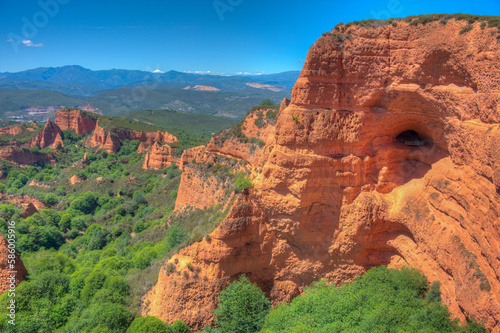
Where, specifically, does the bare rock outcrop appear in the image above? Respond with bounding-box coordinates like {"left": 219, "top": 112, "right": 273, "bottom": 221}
{"left": 207, "top": 108, "right": 277, "bottom": 167}
{"left": 85, "top": 121, "right": 121, "bottom": 154}
{"left": 54, "top": 108, "right": 98, "bottom": 135}
{"left": 29, "top": 119, "right": 63, "bottom": 150}
{"left": 143, "top": 19, "right": 500, "bottom": 331}
{"left": 0, "top": 234, "right": 28, "bottom": 295}
{"left": 174, "top": 146, "right": 239, "bottom": 211}
{"left": 142, "top": 142, "right": 179, "bottom": 170}
{"left": 0, "top": 147, "right": 54, "bottom": 165}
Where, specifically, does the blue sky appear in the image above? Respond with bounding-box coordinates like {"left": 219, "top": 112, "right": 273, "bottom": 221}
{"left": 0, "top": 0, "right": 499, "bottom": 74}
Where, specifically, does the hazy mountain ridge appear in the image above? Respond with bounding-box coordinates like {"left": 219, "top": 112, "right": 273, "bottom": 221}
{"left": 0, "top": 65, "right": 300, "bottom": 96}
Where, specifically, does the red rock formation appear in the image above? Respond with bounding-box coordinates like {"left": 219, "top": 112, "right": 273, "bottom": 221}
{"left": 0, "top": 234, "right": 28, "bottom": 295}
{"left": 85, "top": 122, "right": 121, "bottom": 154}
{"left": 207, "top": 108, "right": 277, "bottom": 167}
{"left": 20, "top": 203, "right": 38, "bottom": 218}
{"left": 0, "top": 147, "right": 54, "bottom": 165}
{"left": 7, "top": 195, "right": 46, "bottom": 211}
{"left": 54, "top": 108, "right": 98, "bottom": 135}
{"left": 142, "top": 142, "right": 178, "bottom": 170}
{"left": 29, "top": 119, "right": 64, "bottom": 150}
{"left": 174, "top": 146, "right": 239, "bottom": 211}
{"left": 0, "top": 125, "right": 22, "bottom": 136}
{"left": 143, "top": 19, "right": 500, "bottom": 331}
{"left": 279, "top": 97, "right": 290, "bottom": 113}
{"left": 69, "top": 174, "right": 83, "bottom": 185}
{"left": 86, "top": 119, "right": 178, "bottom": 155}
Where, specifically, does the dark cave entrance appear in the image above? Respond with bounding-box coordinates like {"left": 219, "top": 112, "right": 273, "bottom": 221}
{"left": 396, "top": 130, "right": 426, "bottom": 147}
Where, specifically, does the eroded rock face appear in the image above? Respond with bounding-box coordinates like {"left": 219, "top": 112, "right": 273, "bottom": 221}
{"left": 85, "top": 122, "right": 121, "bottom": 154}
{"left": 143, "top": 20, "right": 500, "bottom": 331}
{"left": 207, "top": 108, "right": 278, "bottom": 167}
{"left": 0, "top": 234, "right": 27, "bottom": 295}
{"left": 142, "top": 142, "right": 178, "bottom": 170}
{"left": 29, "top": 119, "right": 64, "bottom": 150}
{"left": 86, "top": 120, "right": 178, "bottom": 156}
{"left": 54, "top": 109, "right": 97, "bottom": 135}
{"left": 0, "top": 147, "right": 54, "bottom": 165}
{"left": 0, "top": 125, "right": 23, "bottom": 136}
{"left": 174, "top": 146, "right": 237, "bottom": 211}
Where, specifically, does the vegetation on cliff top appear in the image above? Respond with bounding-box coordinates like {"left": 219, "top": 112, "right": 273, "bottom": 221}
{"left": 331, "top": 14, "right": 500, "bottom": 41}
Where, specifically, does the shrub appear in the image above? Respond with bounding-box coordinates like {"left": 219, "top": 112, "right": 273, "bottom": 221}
{"left": 235, "top": 174, "right": 252, "bottom": 192}
{"left": 260, "top": 267, "right": 487, "bottom": 333}
{"left": 214, "top": 275, "right": 270, "bottom": 333}
{"left": 133, "top": 191, "right": 148, "bottom": 205}
{"left": 460, "top": 25, "right": 473, "bottom": 34}
{"left": 171, "top": 320, "right": 190, "bottom": 333}
{"left": 44, "top": 193, "right": 59, "bottom": 206}
{"left": 127, "top": 316, "right": 172, "bottom": 333}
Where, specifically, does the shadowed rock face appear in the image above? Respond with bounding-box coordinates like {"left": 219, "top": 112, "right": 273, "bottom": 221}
{"left": 143, "top": 20, "right": 500, "bottom": 331}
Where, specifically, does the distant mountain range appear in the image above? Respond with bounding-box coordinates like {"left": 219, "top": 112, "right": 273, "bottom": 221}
{"left": 0, "top": 66, "right": 299, "bottom": 120}
{"left": 0, "top": 65, "right": 300, "bottom": 96}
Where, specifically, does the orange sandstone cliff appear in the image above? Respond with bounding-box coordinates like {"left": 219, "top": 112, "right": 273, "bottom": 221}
{"left": 0, "top": 147, "right": 54, "bottom": 165}
{"left": 0, "top": 234, "right": 27, "bottom": 295}
{"left": 143, "top": 142, "right": 179, "bottom": 170}
{"left": 143, "top": 19, "right": 500, "bottom": 331}
{"left": 174, "top": 107, "right": 278, "bottom": 212}
{"left": 54, "top": 109, "right": 98, "bottom": 135}
{"left": 29, "top": 119, "right": 63, "bottom": 150}
{"left": 86, "top": 119, "right": 178, "bottom": 156}
{"left": 85, "top": 121, "right": 121, "bottom": 154}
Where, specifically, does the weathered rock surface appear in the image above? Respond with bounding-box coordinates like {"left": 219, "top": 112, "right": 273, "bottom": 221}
{"left": 0, "top": 125, "right": 22, "bottom": 136}
{"left": 54, "top": 109, "right": 98, "bottom": 135}
{"left": 137, "top": 131, "right": 178, "bottom": 154}
{"left": 20, "top": 203, "right": 39, "bottom": 218}
{"left": 86, "top": 119, "right": 178, "bottom": 156}
{"left": 142, "top": 142, "right": 178, "bottom": 170}
{"left": 174, "top": 146, "right": 237, "bottom": 211}
{"left": 85, "top": 122, "right": 121, "bottom": 154}
{"left": 0, "top": 147, "right": 54, "bottom": 165}
{"left": 0, "top": 234, "right": 28, "bottom": 295}
{"left": 143, "top": 20, "right": 500, "bottom": 331}
{"left": 207, "top": 108, "right": 278, "bottom": 167}
{"left": 29, "top": 119, "right": 63, "bottom": 150}
{"left": 69, "top": 174, "right": 83, "bottom": 185}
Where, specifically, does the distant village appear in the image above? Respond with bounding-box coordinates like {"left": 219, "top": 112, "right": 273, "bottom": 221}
{"left": 22, "top": 104, "right": 100, "bottom": 114}
{"left": 9, "top": 104, "right": 101, "bottom": 122}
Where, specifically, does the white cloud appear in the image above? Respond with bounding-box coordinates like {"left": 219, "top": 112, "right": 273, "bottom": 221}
{"left": 6, "top": 39, "right": 13, "bottom": 42}
{"left": 22, "top": 40, "right": 44, "bottom": 47}
{"left": 152, "top": 69, "right": 164, "bottom": 73}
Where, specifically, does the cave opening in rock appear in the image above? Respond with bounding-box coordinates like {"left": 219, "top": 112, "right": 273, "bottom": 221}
{"left": 396, "top": 130, "right": 427, "bottom": 147}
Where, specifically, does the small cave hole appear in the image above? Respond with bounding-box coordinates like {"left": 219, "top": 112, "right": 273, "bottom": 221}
{"left": 396, "top": 130, "right": 428, "bottom": 147}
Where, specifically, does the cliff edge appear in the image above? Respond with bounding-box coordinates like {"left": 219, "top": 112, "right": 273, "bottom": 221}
{"left": 143, "top": 18, "right": 500, "bottom": 331}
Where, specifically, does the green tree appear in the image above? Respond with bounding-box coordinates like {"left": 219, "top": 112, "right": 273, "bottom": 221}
{"left": 214, "top": 275, "right": 270, "bottom": 333}
{"left": 171, "top": 320, "right": 190, "bottom": 333}
{"left": 133, "top": 191, "right": 148, "bottom": 205}
{"left": 260, "top": 267, "right": 487, "bottom": 333}
{"left": 44, "top": 193, "right": 59, "bottom": 206}
{"left": 235, "top": 173, "right": 252, "bottom": 192}
{"left": 127, "top": 316, "right": 172, "bottom": 333}
{"left": 260, "top": 99, "right": 274, "bottom": 107}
